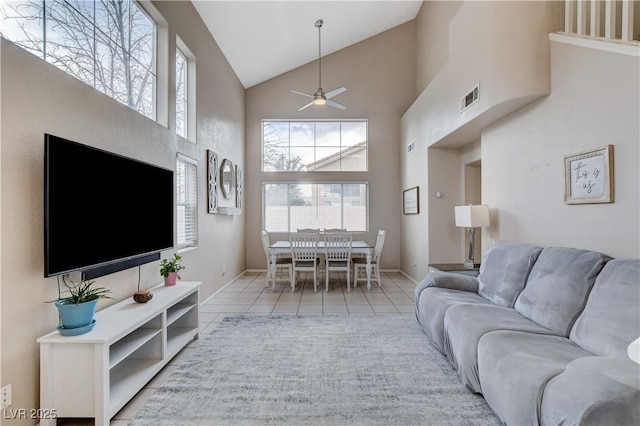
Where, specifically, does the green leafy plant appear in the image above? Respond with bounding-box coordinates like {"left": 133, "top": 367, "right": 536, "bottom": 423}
{"left": 50, "top": 279, "right": 113, "bottom": 305}
{"left": 160, "top": 253, "right": 185, "bottom": 278}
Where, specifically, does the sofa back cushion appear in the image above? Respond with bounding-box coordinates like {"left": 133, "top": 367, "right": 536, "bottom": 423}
{"left": 514, "top": 247, "right": 610, "bottom": 336}
{"left": 569, "top": 259, "right": 640, "bottom": 357}
{"left": 477, "top": 242, "right": 543, "bottom": 307}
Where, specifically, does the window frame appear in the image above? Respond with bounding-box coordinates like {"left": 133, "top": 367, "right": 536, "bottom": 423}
{"left": 262, "top": 181, "right": 369, "bottom": 233}
{"left": 176, "top": 153, "right": 198, "bottom": 250}
{"left": 261, "top": 119, "right": 369, "bottom": 172}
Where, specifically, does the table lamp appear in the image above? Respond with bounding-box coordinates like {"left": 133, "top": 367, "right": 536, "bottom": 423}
{"left": 455, "top": 204, "right": 490, "bottom": 268}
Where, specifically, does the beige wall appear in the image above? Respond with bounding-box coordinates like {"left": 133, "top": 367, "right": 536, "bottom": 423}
{"left": 414, "top": 0, "right": 462, "bottom": 95}
{"left": 245, "top": 22, "right": 416, "bottom": 271}
{"left": 0, "top": 0, "right": 244, "bottom": 420}
{"left": 401, "top": 1, "right": 562, "bottom": 280}
{"left": 482, "top": 40, "right": 640, "bottom": 258}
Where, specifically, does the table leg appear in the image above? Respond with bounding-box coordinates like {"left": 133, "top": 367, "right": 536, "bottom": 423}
{"left": 366, "top": 251, "right": 372, "bottom": 291}
{"left": 270, "top": 251, "right": 277, "bottom": 291}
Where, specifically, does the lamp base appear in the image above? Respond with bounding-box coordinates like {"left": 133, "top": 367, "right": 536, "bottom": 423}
{"left": 463, "top": 260, "right": 479, "bottom": 268}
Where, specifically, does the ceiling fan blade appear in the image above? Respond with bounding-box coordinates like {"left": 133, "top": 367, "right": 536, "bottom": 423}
{"left": 325, "top": 86, "right": 347, "bottom": 99}
{"left": 290, "top": 89, "right": 314, "bottom": 98}
{"left": 298, "top": 100, "right": 316, "bottom": 111}
{"left": 326, "top": 99, "right": 346, "bottom": 110}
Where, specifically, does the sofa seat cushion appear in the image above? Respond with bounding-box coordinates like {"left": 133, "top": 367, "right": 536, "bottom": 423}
{"left": 514, "top": 247, "right": 610, "bottom": 336}
{"left": 443, "top": 304, "right": 556, "bottom": 393}
{"left": 570, "top": 259, "right": 640, "bottom": 357}
{"left": 478, "top": 330, "right": 592, "bottom": 426}
{"left": 540, "top": 357, "right": 640, "bottom": 426}
{"left": 477, "top": 241, "right": 542, "bottom": 307}
{"left": 415, "top": 287, "right": 492, "bottom": 354}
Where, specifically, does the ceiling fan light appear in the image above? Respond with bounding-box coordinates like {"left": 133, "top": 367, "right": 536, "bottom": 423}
{"left": 313, "top": 90, "right": 327, "bottom": 105}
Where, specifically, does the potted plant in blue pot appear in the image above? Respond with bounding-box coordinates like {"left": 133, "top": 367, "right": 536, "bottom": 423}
{"left": 160, "top": 253, "right": 185, "bottom": 286}
{"left": 50, "top": 279, "right": 112, "bottom": 336}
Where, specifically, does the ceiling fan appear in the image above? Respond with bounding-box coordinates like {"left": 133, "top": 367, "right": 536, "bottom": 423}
{"left": 290, "top": 19, "right": 347, "bottom": 111}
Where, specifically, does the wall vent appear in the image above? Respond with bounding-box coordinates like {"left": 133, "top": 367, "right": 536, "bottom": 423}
{"left": 460, "top": 84, "right": 480, "bottom": 112}
{"left": 407, "top": 142, "right": 415, "bottom": 154}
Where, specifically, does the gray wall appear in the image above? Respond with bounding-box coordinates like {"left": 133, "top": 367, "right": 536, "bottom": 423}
{"left": 0, "top": 0, "right": 245, "bottom": 419}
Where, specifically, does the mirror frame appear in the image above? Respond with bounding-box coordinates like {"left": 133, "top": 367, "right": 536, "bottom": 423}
{"left": 220, "top": 159, "right": 235, "bottom": 200}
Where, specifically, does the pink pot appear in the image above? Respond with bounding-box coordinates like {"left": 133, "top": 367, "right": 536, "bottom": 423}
{"left": 164, "top": 272, "right": 178, "bottom": 286}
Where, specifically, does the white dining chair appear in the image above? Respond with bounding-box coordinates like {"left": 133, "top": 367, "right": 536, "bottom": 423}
{"left": 324, "top": 231, "right": 353, "bottom": 292}
{"left": 261, "top": 230, "right": 293, "bottom": 291}
{"left": 353, "top": 229, "right": 385, "bottom": 289}
{"left": 323, "top": 228, "right": 346, "bottom": 233}
{"left": 290, "top": 231, "right": 321, "bottom": 292}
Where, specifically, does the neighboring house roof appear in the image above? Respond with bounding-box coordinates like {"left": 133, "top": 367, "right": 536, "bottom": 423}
{"left": 305, "top": 141, "right": 366, "bottom": 170}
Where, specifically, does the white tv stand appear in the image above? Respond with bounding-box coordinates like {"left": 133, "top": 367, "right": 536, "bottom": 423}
{"left": 37, "top": 281, "right": 201, "bottom": 426}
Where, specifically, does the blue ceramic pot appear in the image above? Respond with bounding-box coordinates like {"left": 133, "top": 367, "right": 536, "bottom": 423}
{"left": 55, "top": 298, "right": 99, "bottom": 329}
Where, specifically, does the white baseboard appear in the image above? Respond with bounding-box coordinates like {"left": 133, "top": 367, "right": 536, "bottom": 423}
{"left": 200, "top": 270, "right": 248, "bottom": 306}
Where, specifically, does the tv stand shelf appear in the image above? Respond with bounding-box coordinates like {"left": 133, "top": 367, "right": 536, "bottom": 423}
{"left": 37, "top": 281, "right": 200, "bottom": 426}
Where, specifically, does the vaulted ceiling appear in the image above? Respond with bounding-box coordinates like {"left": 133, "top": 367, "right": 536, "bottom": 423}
{"left": 192, "top": 1, "right": 423, "bottom": 88}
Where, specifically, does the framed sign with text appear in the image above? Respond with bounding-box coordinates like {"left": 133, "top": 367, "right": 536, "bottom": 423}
{"left": 564, "top": 145, "right": 614, "bottom": 204}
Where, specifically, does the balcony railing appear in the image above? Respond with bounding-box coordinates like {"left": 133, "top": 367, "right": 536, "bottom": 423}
{"left": 564, "top": 0, "right": 638, "bottom": 43}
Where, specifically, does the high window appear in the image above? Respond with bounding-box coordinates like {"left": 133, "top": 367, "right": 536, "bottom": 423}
{"left": 0, "top": 0, "right": 156, "bottom": 119}
{"left": 263, "top": 182, "right": 368, "bottom": 232}
{"left": 175, "top": 36, "right": 195, "bottom": 142}
{"left": 175, "top": 47, "right": 187, "bottom": 138}
{"left": 263, "top": 120, "right": 367, "bottom": 171}
{"left": 176, "top": 154, "right": 197, "bottom": 249}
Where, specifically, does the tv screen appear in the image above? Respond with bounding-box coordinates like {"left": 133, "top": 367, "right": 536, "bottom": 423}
{"left": 44, "top": 134, "right": 174, "bottom": 277}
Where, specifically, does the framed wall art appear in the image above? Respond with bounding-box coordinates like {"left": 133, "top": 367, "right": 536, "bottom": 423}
{"left": 564, "top": 145, "right": 614, "bottom": 205}
{"left": 207, "top": 150, "right": 218, "bottom": 213}
{"left": 403, "top": 186, "right": 419, "bottom": 215}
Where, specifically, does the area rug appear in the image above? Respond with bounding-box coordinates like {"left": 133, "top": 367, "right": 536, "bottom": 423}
{"left": 129, "top": 315, "right": 500, "bottom": 425}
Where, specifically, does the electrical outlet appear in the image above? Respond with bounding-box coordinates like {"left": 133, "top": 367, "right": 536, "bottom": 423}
{"left": 1, "top": 384, "right": 12, "bottom": 409}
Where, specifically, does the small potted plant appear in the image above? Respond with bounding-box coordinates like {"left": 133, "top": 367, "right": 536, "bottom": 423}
{"left": 160, "top": 253, "right": 185, "bottom": 286}
{"left": 50, "top": 279, "right": 112, "bottom": 336}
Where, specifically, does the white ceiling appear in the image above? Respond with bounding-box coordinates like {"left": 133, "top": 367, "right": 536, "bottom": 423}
{"left": 192, "top": 1, "right": 423, "bottom": 88}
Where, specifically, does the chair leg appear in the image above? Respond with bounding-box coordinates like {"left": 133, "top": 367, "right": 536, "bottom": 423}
{"left": 325, "top": 268, "right": 329, "bottom": 292}
{"left": 347, "top": 267, "right": 351, "bottom": 292}
{"left": 265, "top": 264, "right": 270, "bottom": 288}
{"left": 376, "top": 265, "right": 381, "bottom": 287}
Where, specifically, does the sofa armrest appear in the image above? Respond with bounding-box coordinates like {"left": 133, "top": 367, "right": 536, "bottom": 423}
{"left": 540, "top": 357, "right": 640, "bottom": 426}
{"left": 415, "top": 271, "right": 479, "bottom": 299}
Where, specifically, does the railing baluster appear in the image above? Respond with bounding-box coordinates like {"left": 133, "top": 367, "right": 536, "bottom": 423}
{"left": 565, "top": 0, "right": 575, "bottom": 33}
{"left": 621, "top": 0, "right": 634, "bottom": 42}
{"left": 590, "top": 0, "right": 601, "bottom": 38}
{"left": 577, "top": 0, "right": 588, "bottom": 35}
{"left": 605, "top": 0, "right": 616, "bottom": 39}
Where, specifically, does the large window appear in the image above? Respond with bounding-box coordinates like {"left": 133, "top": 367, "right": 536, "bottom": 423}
{"left": 263, "top": 183, "right": 368, "bottom": 232}
{"left": 0, "top": 0, "right": 156, "bottom": 118}
{"left": 176, "top": 154, "right": 197, "bottom": 249}
{"left": 263, "top": 120, "right": 367, "bottom": 171}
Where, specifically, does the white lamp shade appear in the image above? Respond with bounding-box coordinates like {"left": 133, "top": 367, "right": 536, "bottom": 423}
{"left": 455, "top": 204, "right": 490, "bottom": 228}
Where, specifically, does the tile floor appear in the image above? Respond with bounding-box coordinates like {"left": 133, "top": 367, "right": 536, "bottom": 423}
{"left": 59, "top": 271, "right": 417, "bottom": 425}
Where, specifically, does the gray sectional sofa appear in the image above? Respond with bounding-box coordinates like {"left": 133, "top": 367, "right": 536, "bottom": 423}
{"left": 415, "top": 241, "right": 640, "bottom": 425}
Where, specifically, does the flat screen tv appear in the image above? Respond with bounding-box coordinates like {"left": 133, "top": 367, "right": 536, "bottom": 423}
{"left": 44, "top": 134, "right": 174, "bottom": 278}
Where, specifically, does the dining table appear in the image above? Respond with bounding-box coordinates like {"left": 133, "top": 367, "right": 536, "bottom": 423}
{"left": 269, "top": 240, "right": 374, "bottom": 290}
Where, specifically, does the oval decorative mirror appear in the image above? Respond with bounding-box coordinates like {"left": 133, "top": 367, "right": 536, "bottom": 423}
{"left": 220, "top": 159, "right": 235, "bottom": 200}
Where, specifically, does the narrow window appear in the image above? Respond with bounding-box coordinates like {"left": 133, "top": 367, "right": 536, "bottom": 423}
{"left": 175, "top": 47, "right": 187, "bottom": 138}
{"left": 176, "top": 154, "right": 198, "bottom": 249}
